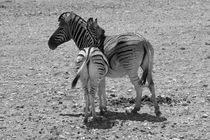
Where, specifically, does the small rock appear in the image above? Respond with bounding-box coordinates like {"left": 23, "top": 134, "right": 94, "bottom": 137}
{"left": 182, "top": 102, "right": 188, "bottom": 106}
{"left": 201, "top": 113, "right": 208, "bottom": 118}
{"left": 110, "top": 94, "right": 116, "bottom": 97}
{"left": 202, "top": 84, "right": 208, "bottom": 87}
{"left": 127, "top": 89, "right": 132, "bottom": 92}
{"left": 72, "top": 104, "right": 78, "bottom": 108}
{"left": 180, "top": 47, "right": 186, "bottom": 50}
{"left": 29, "top": 67, "right": 35, "bottom": 70}
{"left": 205, "top": 42, "right": 210, "bottom": 45}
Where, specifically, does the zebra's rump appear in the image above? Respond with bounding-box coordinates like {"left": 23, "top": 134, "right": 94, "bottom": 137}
{"left": 103, "top": 33, "right": 147, "bottom": 77}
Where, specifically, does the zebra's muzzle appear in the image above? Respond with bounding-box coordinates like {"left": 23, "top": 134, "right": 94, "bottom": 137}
{"left": 48, "top": 38, "right": 58, "bottom": 50}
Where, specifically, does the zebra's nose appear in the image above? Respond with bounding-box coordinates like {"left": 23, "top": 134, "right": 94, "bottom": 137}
{"left": 48, "top": 39, "right": 58, "bottom": 50}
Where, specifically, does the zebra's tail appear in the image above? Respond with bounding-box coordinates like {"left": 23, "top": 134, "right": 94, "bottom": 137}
{"left": 71, "top": 48, "right": 92, "bottom": 89}
{"left": 140, "top": 41, "right": 154, "bottom": 85}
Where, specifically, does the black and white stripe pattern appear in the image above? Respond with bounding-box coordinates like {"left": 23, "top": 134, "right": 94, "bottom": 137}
{"left": 48, "top": 12, "right": 97, "bottom": 50}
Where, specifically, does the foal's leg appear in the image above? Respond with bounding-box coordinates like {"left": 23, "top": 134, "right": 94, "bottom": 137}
{"left": 98, "top": 78, "right": 107, "bottom": 115}
{"left": 80, "top": 71, "right": 90, "bottom": 123}
{"left": 89, "top": 85, "right": 97, "bottom": 120}
{"left": 83, "top": 86, "right": 90, "bottom": 123}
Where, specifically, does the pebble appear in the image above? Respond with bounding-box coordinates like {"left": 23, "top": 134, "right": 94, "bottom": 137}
{"left": 182, "top": 102, "right": 188, "bottom": 106}
{"left": 201, "top": 113, "right": 208, "bottom": 118}
{"left": 29, "top": 67, "right": 35, "bottom": 70}
{"left": 127, "top": 89, "right": 132, "bottom": 92}
{"left": 110, "top": 94, "right": 116, "bottom": 97}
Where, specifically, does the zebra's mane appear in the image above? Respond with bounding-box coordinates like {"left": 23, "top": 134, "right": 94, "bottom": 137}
{"left": 58, "top": 12, "right": 86, "bottom": 27}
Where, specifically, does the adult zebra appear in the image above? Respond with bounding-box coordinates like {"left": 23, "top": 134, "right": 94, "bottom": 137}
{"left": 48, "top": 11, "right": 104, "bottom": 51}
{"left": 87, "top": 18, "right": 161, "bottom": 117}
{"left": 71, "top": 18, "right": 109, "bottom": 123}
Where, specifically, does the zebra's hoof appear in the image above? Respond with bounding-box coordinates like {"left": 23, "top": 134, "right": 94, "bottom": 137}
{"left": 155, "top": 110, "right": 162, "bottom": 117}
{"left": 100, "top": 107, "right": 108, "bottom": 115}
{"left": 125, "top": 106, "right": 140, "bottom": 114}
{"left": 93, "top": 116, "right": 107, "bottom": 122}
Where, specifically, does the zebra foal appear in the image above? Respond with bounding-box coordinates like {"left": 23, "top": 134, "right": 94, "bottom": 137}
{"left": 87, "top": 19, "right": 161, "bottom": 117}
{"left": 71, "top": 18, "right": 109, "bottom": 123}
{"left": 72, "top": 47, "right": 109, "bottom": 123}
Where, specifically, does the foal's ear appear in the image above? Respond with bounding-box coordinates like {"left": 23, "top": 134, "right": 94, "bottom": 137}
{"left": 87, "top": 18, "right": 94, "bottom": 24}
{"left": 95, "top": 18, "right": 98, "bottom": 23}
{"left": 87, "top": 17, "right": 94, "bottom": 28}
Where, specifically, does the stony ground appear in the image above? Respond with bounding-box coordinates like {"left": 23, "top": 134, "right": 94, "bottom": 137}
{"left": 0, "top": 0, "right": 210, "bottom": 139}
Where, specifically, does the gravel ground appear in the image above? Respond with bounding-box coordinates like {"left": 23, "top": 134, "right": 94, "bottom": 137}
{"left": 0, "top": 0, "right": 210, "bottom": 139}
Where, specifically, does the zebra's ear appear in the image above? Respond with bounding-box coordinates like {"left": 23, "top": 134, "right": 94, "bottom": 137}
{"left": 87, "top": 18, "right": 94, "bottom": 23}
{"left": 95, "top": 18, "right": 98, "bottom": 23}
{"left": 87, "top": 17, "right": 94, "bottom": 28}
{"left": 58, "top": 12, "right": 71, "bottom": 22}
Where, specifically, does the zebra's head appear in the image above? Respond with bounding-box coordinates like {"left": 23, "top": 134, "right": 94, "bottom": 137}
{"left": 48, "top": 12, "right": 72, "bottom": 50}
{"left": 87, "top": 18, "right": 105, "bottom": 42}
{"left": 87, "top": 18, "right": 105, "bottom": 51}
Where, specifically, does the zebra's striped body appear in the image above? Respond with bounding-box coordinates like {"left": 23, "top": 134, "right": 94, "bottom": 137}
{"left": 72, "top": 47, "right": 109, "bottom": 123}
{"left": 88, "top": 20, "right": 161, "bottom": 116}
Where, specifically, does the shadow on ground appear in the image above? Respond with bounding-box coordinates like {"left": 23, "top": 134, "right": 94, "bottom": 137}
{"left": 60, "top": 111, "right": 167, "bottom": 129}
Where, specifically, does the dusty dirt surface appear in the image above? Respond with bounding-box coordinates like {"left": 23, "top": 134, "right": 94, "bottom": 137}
{"left": 1, "top": 0, "right": 210, "bottom": 139}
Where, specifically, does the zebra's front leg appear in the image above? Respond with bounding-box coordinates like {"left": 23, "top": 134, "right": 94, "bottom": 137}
{"left": 98, "top": 78, "right": 107, "bottom": 115}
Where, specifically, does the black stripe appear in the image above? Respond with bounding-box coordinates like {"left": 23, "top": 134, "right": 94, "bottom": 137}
{"left": 94, "top": 62, "right": 104, "bottom": 66}
{"left": 77, "top": 30, "right": 86, "bottom": 47}
{"left": 117, "top": 49, "right": 133, "bottom": 55}
{"left": 75, "top": 27, "right": 84, "bottom": 44}
{"left": 118, "top": 56, "right": 132, "bottom": 62}
{"left": 77, "top": 54, "right": 85, "bottom": 57}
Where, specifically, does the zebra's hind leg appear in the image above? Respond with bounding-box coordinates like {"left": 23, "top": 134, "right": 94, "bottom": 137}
{"left": 98, "top": 78, "right": 107, "bottom": 115}
{"left": 89, "top": 83, "right": 107, "bottom": 122}
{"left": 89, "top": 85, "right": 98, "bottom": 121}
{"left": 83, "top": 86, "right": 91, "bottom": 123}
{"left": 148, "top": 80, "right": 161, "bottom": 117}
{"left": 126, "top": 73, "right": 143, "bottom": 114}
